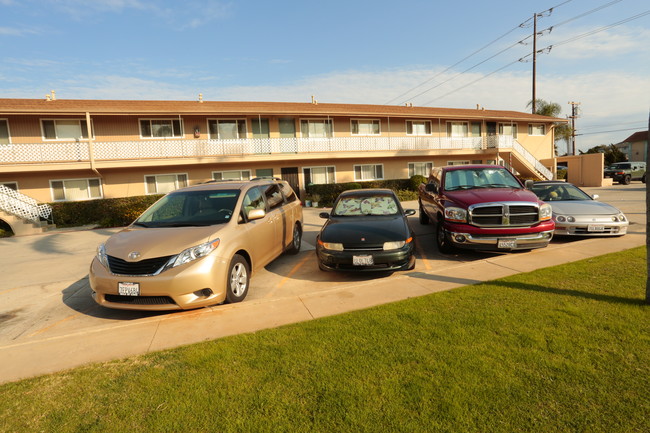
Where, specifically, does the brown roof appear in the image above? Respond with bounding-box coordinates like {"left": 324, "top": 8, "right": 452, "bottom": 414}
{"left": 0, "top": 98, "right": 566, "bottom": 122}
{"left": 621, "top": 131, "right": 648, "bottom": 143}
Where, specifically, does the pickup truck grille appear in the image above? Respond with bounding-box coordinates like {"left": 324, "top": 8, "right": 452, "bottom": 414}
{"left": 469, "top": 203, "right": 539, "bottom": 227}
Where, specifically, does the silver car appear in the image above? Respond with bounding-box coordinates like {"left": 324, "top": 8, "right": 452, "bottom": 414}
{"left": 531, "top": 181, "right": 627, "bottom": 236}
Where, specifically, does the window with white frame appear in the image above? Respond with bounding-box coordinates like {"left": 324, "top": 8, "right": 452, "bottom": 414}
{"left": 447, "top": 160, "right": 470, "bottom": 166}
{"left": 406, "top": 120, "right": 432, "bottom": 136}
{"left": 300, "top": 119, "right": 333, "bottom": 138}
{"left": 528, "top": 124, "right": 545, "bottom": 136}
{"left": 1, "top": 181, "right": 18, "bottom": 191}
{"left": 447, "top": 122, "right": 469, "bottom": 137}
{"left": 144, "top": 173, "right": 188, "bottom": 195}
{"left": 354, "top": 164, "right": 383, "bottom": 181}
{"left": 408, "top": 162, "right": 433, "bottom": 177}
{"left": 139, "top": 119, "right": 183, "bottom": 138}
{"left": 212, "top": 170, "right": 251, "bottom": 181}
{"left": 351, "top": 119, "right": 380, "bottom": 135}
{"left": 50, "top": 178, "right": 102, "bottom": 201}
{"left": 303, "top": 166, "right": 335, "bottom": 185}
{"left": 499, "top": 123, "right": 518, "bottom": 138}
{"left": 208, "top": 119, "right": 247, "bottom": 140}
{"left": 41, "top": 119, "right": 92, "bottom": 140}
{"left": 0, "top": 119, "right": 10, "bottom": 145}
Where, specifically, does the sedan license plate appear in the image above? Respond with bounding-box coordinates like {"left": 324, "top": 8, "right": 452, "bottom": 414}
{"left": 118, "top": 282, "right": 140, "bottom": 296}
{"left": 353, "top": 255, "right": 374, "bottom": 266}
{"left": 498, "top": 239, "right": 517, "bottom": 249}
{"left": 587, "top": 225, "right": 605, "bottom": 232}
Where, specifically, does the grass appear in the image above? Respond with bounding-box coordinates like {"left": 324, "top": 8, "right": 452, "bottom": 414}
{"left": 1, "top": 247, "right": 648, "bottom": 433}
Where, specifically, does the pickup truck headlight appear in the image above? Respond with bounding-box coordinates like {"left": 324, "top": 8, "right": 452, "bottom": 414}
{"left": 540, "top": 203, "right": 552, "bottom": 221}
{"left": 444, "top": 207, "right": 467, "bottom": 223}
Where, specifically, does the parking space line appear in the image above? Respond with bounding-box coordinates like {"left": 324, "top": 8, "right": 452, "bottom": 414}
{"left": 27, "top": 313, "right": 82, "bottom": 338}
{"left": 0, "top": 287, "right": 20, "bottom": 295}
{"left": 415, "top": 241, "right": 431, "bottom": 271}
{"left": 274, "top": 253, "right": 312, "bottom": 290}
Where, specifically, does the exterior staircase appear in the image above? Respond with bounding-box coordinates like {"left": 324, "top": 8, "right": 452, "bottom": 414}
{"left": 0, "top": 185, "right": 55, "bottom": 236}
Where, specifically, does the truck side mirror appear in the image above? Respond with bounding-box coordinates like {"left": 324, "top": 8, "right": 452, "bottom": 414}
{"left": 425, "top": 183, "right": 438, "bottom": 194}
{"left": 524, "top": 179, "right": 534, "bottom": 190}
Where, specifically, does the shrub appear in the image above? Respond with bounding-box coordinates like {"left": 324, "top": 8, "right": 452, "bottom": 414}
{"left": 50, "top": 195, "right": 163, "bottom": 228}
{"left": 306, "top": 179, "right": 413, "bottom": 207}
{"left": 395, "top": 189, "right": 419, "bottom": 202}
{"left": 408, "top": 175, "right": 426, "bottom": 191}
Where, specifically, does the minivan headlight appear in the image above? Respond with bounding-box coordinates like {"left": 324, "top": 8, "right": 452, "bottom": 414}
{"left": 96, "top": 243, "right": 109, "bottom": 268}
{"left": 169, "top": 239, "right": 220, "bottom": 268}
{"left": 540, "top": 203, "right": 553, "bottom": 221}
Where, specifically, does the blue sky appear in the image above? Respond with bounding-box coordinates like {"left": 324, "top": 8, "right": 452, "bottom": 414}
{"left": 1, "top": 0, "right": 648, "bottom": 153}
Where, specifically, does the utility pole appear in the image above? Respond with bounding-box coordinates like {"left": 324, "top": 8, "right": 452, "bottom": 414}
{"left": 568, "top": 101, "right": 580, "bottom": 155}
{"left": 532, "top": 13, "right": 538, "bottom": 114}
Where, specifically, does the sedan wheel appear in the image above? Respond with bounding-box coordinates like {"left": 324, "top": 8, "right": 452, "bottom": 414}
{"left": 226, "top": 254, "right": 249, "bottom": 303}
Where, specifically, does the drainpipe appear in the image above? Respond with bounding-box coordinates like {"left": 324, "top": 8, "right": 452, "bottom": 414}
{"left": 86, "top": 112, "right": 102, "bottom": 178}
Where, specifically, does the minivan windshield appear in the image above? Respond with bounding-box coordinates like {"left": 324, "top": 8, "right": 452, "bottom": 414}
{"left": 443, "top": 168, "right": 521, "bottom": 191}
{"left": 134, "top": 189, "right": 240, "bottom": 227}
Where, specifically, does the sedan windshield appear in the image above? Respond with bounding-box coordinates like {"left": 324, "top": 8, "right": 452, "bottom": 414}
{"left": 333, "top": 195, "right": 399, "bottom": 216}
{"left": 531, "top": 184, "right": 591, "bottom": 201}
{"left": 135, "top": 189, "right": 240, "bottom": 227}
{"left": 443, "top": 168, "right": 522, "bottom": 191}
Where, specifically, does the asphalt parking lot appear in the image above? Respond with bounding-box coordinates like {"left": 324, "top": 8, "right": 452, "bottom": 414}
{"left": 0, "top": 183, "right": 645, "bottom": 383}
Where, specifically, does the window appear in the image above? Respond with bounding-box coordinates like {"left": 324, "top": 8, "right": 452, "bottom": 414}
{"left": 447, "top": 160, "right": 470, "bottom": 166}
{"left": 351, "top": 119, "right": 380, "bottom": 135}
{"left": 408, "top": 162, "right": 433, "bottom": 177}
{"left": 528, "top": 124, "right": 545, "bottom": 136}
{"left": 139, "top": 119, "right": 183, "bottom": 138}
{"left": 471, "top": 122, "right": 481, "bottom": 137}
{"left": 300, "top": 119, "right": 333, "bottom": 138}
{"left": 303, "top": 166, "right": 335, "bottom": 185}
{"left": 278, "top": 118, "right": 296, "bottom": 138}
{"left": 406, "top": 120, "right": 432, "bottom": 136}
{"left": 208, "top": 119, "right": 247, "bottom": 139}
{"left": 252, "top": 118, "right": 270, "bottom": 138}
{"left": 1, "top": 181, "right": 18, "bottom": 191}
{"left": 499, "top": 123, "right": 518, "bottom": 138}
{"left": 50, "top": 178, "right": 102, "bottom": 201}
{"left": 42, "top": 119, "right": 92, "bottom": 140}
{"left": 0, "top": 119, "right": 10, "bottom": 145}
{"left": 447, "top": 122, "right": 469, "bottom": 138}
{"left": 279, "top": 181, "right": 297, "bottom": 203}
{"left": 144, "top": 173, "right": 188, "bottom": 195}
{"left": 212, "top": 170, "right": 251, "bottom": 181}
{"left": 262, "top": 183, "right": 284, "bottom": 211}
{"left": 354, "top": 164, "right": 383, "bottom": 181}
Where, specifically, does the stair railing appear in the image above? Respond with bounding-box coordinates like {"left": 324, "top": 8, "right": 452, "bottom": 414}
{"left": 0, "top": 185, "right": 53, "bottom": 224}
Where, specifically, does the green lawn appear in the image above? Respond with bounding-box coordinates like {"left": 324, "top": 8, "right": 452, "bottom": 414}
{"left": 1, "top": 247, "right": 648, "bottom": 433}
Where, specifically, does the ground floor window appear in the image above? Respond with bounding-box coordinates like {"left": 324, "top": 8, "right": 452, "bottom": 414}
{"left": 303, "top": 166, "right": 335, "bottom": 185}
{"left": 354, "top": 164, "right": 383, "bottom": 181}
{"left": 145, "top": 173, "right": 188, "bottom": 195}
{"left": 212, "top": 170, "right": 251, "bottom": 181}
{"left": 408, "top": 162, "right": 433, "bottom": 177}
{"left": 50, "top": 178, "right": 102, "bottom": 201}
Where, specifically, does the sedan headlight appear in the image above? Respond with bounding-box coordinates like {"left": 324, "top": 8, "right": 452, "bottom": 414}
{"left": 444, "top": 207, "right": 467, "bottom": 223}
{"left": 540, "top": 203, "right": 553, "bottom": 221}
{"left": 96, "top": 243, "right": 109, "bottom": 268}
{"left": 555, "top": 215, "right": 574, "bottom": 223}
{"left": 383, "top": 237, "right": 413, "bottom": 251}
{"left": 169, "top": 239, "right": 220, "bottom": 269}
{"left": 318, "top": 240, "right": 344, "bottom": 251}
{"left": 612, "top": 213, "right": 626, "bottom": 222}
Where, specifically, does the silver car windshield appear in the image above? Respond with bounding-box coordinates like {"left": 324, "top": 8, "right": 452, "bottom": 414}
{"left": 532, "top": 184, "right": 591, "bottom": 201}
{"left": 134, "top": 190, "right": 240, "bottom": 227}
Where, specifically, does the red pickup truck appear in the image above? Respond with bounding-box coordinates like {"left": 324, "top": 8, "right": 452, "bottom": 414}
{"left": 418, "top": 165, "right": 554, "bottom": 253}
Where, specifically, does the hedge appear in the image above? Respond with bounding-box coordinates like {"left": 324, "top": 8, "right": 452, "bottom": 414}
{"left": 306, "top": 176, "right": 424, "bottom": 207}
{"left": 50, "top": 195, "right": 163, "bottom": 228}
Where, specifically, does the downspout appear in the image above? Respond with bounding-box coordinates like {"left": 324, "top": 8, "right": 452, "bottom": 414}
{"left": 86, "top": 112, "right": 102, "bottom": 178}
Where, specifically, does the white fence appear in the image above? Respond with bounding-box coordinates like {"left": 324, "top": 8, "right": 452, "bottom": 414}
{"left": 0, "top": 185, "right": 52, "bottom": 224}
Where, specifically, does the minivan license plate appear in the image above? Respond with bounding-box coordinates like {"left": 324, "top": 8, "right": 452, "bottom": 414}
{"left": 118, "top": 282, "right": 140, "bottom": 296}
{"left": 353, "top": 255, "right": 374, "bottom": 266}
{"left": 498, "top": 239, "right": 517, "bottom": 249}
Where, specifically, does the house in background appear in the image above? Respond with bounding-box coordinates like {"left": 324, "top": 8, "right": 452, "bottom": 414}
{"left": 616, "top": 130, "right": 648, "bottom": 162}
{"left": 0, "top": 96, "right": 565, "bottom": 233}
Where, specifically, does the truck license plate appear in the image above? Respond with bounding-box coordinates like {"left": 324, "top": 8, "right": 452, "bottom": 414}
{"left": 587, "top": 225, "right": 605, "bottom": 232}
{"left": 498, "top": 239, "right": 517, "bottom": 249}
{"left": 353, "top": 255, "right": 374, "bottom": 266}
{"left": 118, "top": 282, "right": 140, "bottom": 296}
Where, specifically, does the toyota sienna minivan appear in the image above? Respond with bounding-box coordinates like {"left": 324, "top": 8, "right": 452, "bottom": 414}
{"left": 90, "top": 179, "right": 303, "bottom": 311}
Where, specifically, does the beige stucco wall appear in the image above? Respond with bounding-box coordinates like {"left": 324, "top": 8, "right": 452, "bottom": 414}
{"left": 555, "top": 153, "right": 607, "bottom": 187}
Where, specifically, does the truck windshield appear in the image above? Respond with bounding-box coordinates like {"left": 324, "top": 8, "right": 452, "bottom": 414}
{"left": 444, "top": 168, "right": 521, "bottom": 191}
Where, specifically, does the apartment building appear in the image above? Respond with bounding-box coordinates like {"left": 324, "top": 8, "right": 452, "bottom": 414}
{"left": 0, "top": 97, "right": 563, "bottom": 211}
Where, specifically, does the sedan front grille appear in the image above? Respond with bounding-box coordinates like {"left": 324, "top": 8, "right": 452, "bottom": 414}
{"left": 469, "top": 203, "right": 539, "bottom": 227}
{"left": 107, "top": 255, "right": 173, "bottom": 276}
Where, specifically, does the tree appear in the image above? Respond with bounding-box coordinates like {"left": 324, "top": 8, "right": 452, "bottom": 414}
{"left": 527, "top": 99, "right": 573, "bottom": 156}
{"left": 579, "top": 144, "right": 626, "bottom": 166}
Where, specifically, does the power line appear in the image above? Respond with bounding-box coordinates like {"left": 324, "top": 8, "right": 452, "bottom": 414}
{"left": 580, "top": 120, "right": 646, "bottom": 130}
{"left": 543, "top": 0, "right": 623, "bottom": 31}
{"left": 576, "top": 127, "right": 647, "bottom": 136}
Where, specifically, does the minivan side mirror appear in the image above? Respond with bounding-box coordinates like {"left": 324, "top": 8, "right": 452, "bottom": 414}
{"left": 247, "top": 208, "right": 266, "bottom": 221}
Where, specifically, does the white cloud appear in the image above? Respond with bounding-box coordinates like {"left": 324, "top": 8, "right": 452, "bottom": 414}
{"left": 544, "top": 26, "right": 650, "bottom": 59}
{"left": 0, "top": 26, "right": 37, "bottom": 36}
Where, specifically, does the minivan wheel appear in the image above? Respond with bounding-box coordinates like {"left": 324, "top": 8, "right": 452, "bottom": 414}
{"left": 621, "top": 175, "right": 631, "bottom": 185}
{"left": 286, "top": 223, "right": 302, "bottom": 255}
{"left": 225, "top": 254, "right": 249, "bottom": 303}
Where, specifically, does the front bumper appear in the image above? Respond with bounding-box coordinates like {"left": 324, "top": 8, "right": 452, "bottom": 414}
{"left": 316, "top": 244, "right": 415, "bottom": 272}
{"left": 554, "top": 219, "right": 628, "bottom": 236}
{"left": 445, "top": 229, "right": 554, "bottom": 251}
{"left": 89, "top": 253, "right": 230, "bottom": 311}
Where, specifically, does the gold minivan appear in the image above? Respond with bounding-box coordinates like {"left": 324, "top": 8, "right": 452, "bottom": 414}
{"left": 90, "top": 179, "right": 303, "bottom": 310}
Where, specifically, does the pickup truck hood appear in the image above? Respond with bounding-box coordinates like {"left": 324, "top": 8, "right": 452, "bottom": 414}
{"left": 104, "top": 225, "right": 222, "bottom": 260}
{"left": 444, "top": 188, "right": 539, "bottom": 207}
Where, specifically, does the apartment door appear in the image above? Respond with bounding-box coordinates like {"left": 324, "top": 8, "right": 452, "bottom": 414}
{"left": 281, "top": 167, "right": 299, "bottom": 195}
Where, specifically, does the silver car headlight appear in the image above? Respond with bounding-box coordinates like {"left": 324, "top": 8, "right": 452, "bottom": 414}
{"left": 540, "top": 203, "right": 553, "bottom": 221}
{"left": 444, "top": 207, "right": 467, "bottom": 223}
{"left": 612, "top": 213, "right": 626, "bottom": 222}
{"left": 169, "top": 239, "right": 220, "bottom": 268}
{"left": 96, "top": 243, "right": 109, "bottom": 268}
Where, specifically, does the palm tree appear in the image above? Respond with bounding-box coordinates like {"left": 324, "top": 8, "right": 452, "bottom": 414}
{"left": 527, "top": 99, "right": 573, "bottom": 156}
